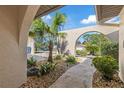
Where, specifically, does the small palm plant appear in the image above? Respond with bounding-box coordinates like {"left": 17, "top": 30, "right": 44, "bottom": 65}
{"left": 27, "top": 57, "right": 37, "bottom": 68}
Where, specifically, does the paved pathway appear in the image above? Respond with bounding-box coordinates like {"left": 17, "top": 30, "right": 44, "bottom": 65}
{"left": 50, "top": 57, "right": 96, "bottom": 88}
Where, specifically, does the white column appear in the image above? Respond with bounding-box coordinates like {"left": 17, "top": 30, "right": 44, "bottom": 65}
{"left": 119, "top": 7, "right": 124, "bottom": 82}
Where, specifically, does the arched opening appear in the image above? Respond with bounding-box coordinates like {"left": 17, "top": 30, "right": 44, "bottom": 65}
{"left": 21, "top": 6, "right": 72, "bottom": 88}
{"left": 75, "top": 31, "right": 118, "bottom": 60}
{"left": 17, "top": 5, "right": 120, "bottom": 88}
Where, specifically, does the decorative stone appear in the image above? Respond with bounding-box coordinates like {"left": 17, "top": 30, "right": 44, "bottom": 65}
{"left": 27, "top": 67, "right": 40, "bottom": 77}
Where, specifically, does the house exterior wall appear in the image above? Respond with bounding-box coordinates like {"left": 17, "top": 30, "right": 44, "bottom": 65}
{"left": 0, "top": 6, "right": 23, "bottom": 87}
{"left": 0, "top": 5, "right": 40, "bottom": 88}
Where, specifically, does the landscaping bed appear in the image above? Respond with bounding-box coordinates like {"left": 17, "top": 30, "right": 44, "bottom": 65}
{"left": 92, "top": 71, "right": 124, "bottom": 88}
{"left": 20, "top": 60, "right": 77, "bottom": 88}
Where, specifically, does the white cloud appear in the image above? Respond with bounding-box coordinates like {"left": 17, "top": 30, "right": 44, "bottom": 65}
{"left": 80, "top": 15, "right": 96, "bottom": 24}
{"left": 42, "top": 15, "right": 51, "bottom": 21}
{"left": 105, "top": 16, "right": 120, "bottom": 24}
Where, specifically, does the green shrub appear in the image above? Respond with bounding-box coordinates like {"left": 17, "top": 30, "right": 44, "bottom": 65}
{"left": 93, "top": 56, "right": 118, "bottom": 80}
{"left": 76, "top": 50, "right": 87, "bottom": 56}
{"left": 80, "top": 50, "right": 87, "bottom": 56}
{"left": 54, "top": 54, "right": 62, "bottom": 60}
{"left": 102, "top": 43, "right": 118, "bottom": 62}
{"left": 85, "top": 43, "right": 99, "bottom": 55}
{"left": 27, "top": 57, "right": 37, "bottom": 67}
{"left": 40, "top": 62, "right": 57, "bottom": 75}
{"left": 76, "top": 50, "right": 81, "bottom": 55}
{"left": 66, "top": 55, "right": 77, "bottom": 64}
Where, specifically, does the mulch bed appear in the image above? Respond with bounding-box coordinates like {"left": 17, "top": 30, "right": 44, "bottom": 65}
{"left": 92, "top": 71, "right": 124, "bottom": 88}
{"left": 20, "top": 60, "right": 76, "bottom": 88}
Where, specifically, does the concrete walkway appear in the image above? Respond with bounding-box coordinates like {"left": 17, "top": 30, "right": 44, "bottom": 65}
{"left": 50, "top": 57, "right": 96, "bottom": 88}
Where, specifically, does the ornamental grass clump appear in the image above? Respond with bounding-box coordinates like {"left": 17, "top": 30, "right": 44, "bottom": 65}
{"left": 93, "top": 56, "right": 118, "bottom": 80}
{"left": 54, "top": 54, "right": 62, "bottom": 60}
{"left": 27, "top": 57, "right": 37, "bottom": 68}
{"left": 40, "top": 62, "right": 57, "bottom": 75}
{"left": 66, "top": 55, "right": 77, "bottom": 64}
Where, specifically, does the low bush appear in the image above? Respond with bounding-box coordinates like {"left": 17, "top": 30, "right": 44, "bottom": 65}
{"left": 54, "top": 54, "right": 62, "bottom": 60}
{"left": 93, "top": 56, "right": 118, "bottom": 80}
{"left": 66, "top": 55, "right": 77, "bottom": 64}
{"left": 40, "top": 62, "right": 57, "bottom": 75}
{"left": 85, "top": 43, "right": 99, "bottom": 55}
{"left": 102, "top": 43, "right": 118, "bottom": 62}
{"left": 76, "top": 50, "right": 87, "bottom": 56}
{"left": 27, "top": 57, "right": 37, "bottom": 68}
{"left": 76, "top": 50, "right": 81, "bottom": 55}
{"left": 80, "top": 50, "right": 87, "bottom": 56}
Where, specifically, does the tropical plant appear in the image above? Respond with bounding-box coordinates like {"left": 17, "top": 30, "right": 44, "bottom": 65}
{"left": 83, "top": 33, "right": 111, "bottom": 56}
{"left": 34, "top": 42, "right": 42, "bottom": 52}
{"left": 27, "top": 57, "right": 37, "bottom": 68}
{"left": 46, "top": 13, "right": 66, "bottom": 62}
{"left": 40, "top": 62, "right": 57, "bottom": 75}
{"left": 54, "top": 54, "right": 62, "bottom": 60}
{"left": 76, "top": 50, "right": 81, "bottom": 55}
{"left": 85, "top": 43, "right": 99, "bottom": 55}
{"left": 76, "top": 50, "right": 87, "bottom": 56}
{"left": 30, "top": 13, "right": 67, "bottom": 63}
{"left": 57, "top": 32, "right": 67, "bottom": 54}
{"left": 80, "top": 50, "right": 87, "bottom": 56}
{"left": 30, "top": 18, "right": 47, "bottom": 52}
{"left": 66, "top": 55, "right": 77, "bottom": 64}
{"left": 93, "top": 56, "right": 118, "bottom": 80}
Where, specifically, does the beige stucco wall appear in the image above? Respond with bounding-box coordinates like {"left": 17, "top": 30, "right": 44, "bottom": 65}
{"left": 0, "top": 6, "right": 22, "bottom": 87}
{"left": 63, "top": 25, "right": 119, "bottom": 55}
{"left": 119, "top": 7, "right": 124, "bottom": 82}
{"left": 0, "top": 5, "right": 40, "bottom": 88}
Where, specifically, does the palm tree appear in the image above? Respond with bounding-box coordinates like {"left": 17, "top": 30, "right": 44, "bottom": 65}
{"left": 29, "top": 18, "right": 48, "bottom": 53}
{"left": 57, "top": 32, "right": 67, "bottom": 54}
{"left": 47, "top": 12, "right": 66, "bottom": 62}
{"left": 30, "top": 12, "right": 67, "bottom": 63}
{"left": 51, "top": 12, "right": 67, "bottom": 54}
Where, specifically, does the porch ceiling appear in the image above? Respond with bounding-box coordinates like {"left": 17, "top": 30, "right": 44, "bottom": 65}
{"left": 96, "top": 5, "right": 123, "bottom": 24}
{"left": 35, "top": 5, "right": 63, "bottom": 18}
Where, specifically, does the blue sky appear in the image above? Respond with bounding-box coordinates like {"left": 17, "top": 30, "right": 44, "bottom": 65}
{"left": 42, "top": 5, "right": 96, "bottom": 31}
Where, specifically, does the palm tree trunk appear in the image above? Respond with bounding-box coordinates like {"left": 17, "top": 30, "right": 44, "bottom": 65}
{"left": 57, "top": 37, "right": 61, "bottom": 54}
{"left": 48, "top": 40, "right": 53, "bottom": 63}
{"left": 57, "top": 42, "right": 60, "bottom": 54}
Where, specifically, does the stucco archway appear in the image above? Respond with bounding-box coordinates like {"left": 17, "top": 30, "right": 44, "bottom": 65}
{"left": 0, "top": 5, "right": 61, "bottom": 87}
{"left": 75, "top": 31, "right": 113, "bottom": 56}
{"left": 0, "top": 5, "right": 41, "bottom": 88}
{"left": 63, "top": 25, "right": 119, "bottom": 55}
